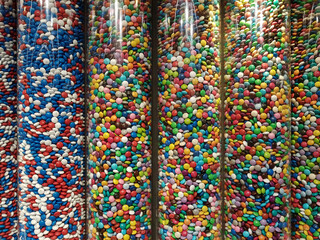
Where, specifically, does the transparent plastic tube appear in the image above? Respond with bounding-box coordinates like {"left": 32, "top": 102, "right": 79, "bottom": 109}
{"left": 224, "top": 0, "right": 291, "bottom": 239}
{"left": 0, "top": 0, "right": 17, "bottom": 239}
{"left": 87, "top": 0, "right": 152, "bottom": 239}
{"left": 17, "top": 0, "right": 85, "bottom": 239}
{"left": 291, "top": 1, "right": 320, "bottom": 239}
{"left": 158, "top": 0, "right": 222, "bottom": 239}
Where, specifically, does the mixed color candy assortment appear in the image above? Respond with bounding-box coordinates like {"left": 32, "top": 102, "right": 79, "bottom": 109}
{"left": 291, "top": 1, "right": 320, "bottom": 239}
{"left": 0, "top": 0, "right": 318, "bottom": 239}
{"left": 87, "top": 0, "right": 152, "bottom": 239}
{"left": 224, "top": 0, "right": 291, "bottom": 239}
{"left": 17, "top": 0, "right": 85, "bottom": 239}
{"left": 0, "top": 0, "right": 17, "bottom": 239}
{"left": 158, "top": 0, "right": 221, "bottom": 239}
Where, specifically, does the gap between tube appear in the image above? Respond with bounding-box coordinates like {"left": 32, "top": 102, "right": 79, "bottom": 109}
{"left": 151, "top": 0, "right": 160, "bottom": 238}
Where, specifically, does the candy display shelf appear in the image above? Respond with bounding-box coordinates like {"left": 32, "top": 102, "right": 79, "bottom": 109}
{"left": 0, "top": 0, "right": 319, "bottom": 240}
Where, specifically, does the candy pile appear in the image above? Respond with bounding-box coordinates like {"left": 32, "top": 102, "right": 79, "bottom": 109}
{"left": 158, "top": 0, "right": 221, "bottom": 239}
{"left": 87, "top": 0, "right": 152, "bottom": 239}
{"left": 224, "top": 0, "right": 291, "bottom": 239}
{"left": 17, "top": 0, "right": 85, "bottom": 239}
{"left": 0, "top": 0, "right": 17, "bottom": 239}
{"left": 291, "top": 1, "right": 320, "bottom": 239}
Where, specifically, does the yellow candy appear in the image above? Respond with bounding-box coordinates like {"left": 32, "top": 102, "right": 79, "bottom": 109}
{"left": 102, "top": 181, "right": 107, "bottom": 186}
{"left": 196, "top": 112, "right": 202, "bottom": 118}
{"left": 128, "top": 56, "right": 134, "bottom": 63}
{"left": 307, "top": 140, "right": 314, "bottom": 145}
{"left": 266, "top": 232, "right": 273, "bottom": 238}
{"left": 112, "top": 66, "right": 118, "bottom": 72}
{"left": 130, "top": 220, "right": 136, "bottom": 226}
{"left": 260, "top": 113, "right": 267, "bottom": 119}
{"left": 184, "top": 148, "right": 190, "bottom": 155}
{"left": 260, "top": 82, "right": 267, "bottom": 88}
{"left": 123, "top": 205, "right": 129, "bottom": 211}
{"left": 305, "top": 209, "right": 311, "bottom": 215}
{"left": 201, "top": 97, "right": 207, "bottom": 103}
{"left": 270, "top": 69, "right": 276, "bottom": 75}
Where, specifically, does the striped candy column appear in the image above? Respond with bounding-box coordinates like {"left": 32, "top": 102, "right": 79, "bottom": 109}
{"left": 87, "top": 0, "right": 152, "bottom": 239}
{"left": 224, "top": 0, "right": 291, "bottom": 239}
{"left": 158, "top": 0, "right": 222, "bottom": 239}
{"left": 0, "top": 0, "right": 18, "bottom": 239}
{"left": 291, "top": 1, "right": 320, "bottom": 239}
{"left": 17, "top": 0, "right": 86, "bottom": 239}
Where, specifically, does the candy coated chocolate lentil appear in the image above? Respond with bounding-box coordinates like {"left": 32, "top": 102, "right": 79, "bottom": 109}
{"left": 87, "top": 0, "right": 152, "bottom": 239}
{"left": 17, "top": 0, "right": 85, "bottom": 239}
{"left": 0, "top": 0, "right": 18, "bottom": 239}
{"left": 224, "top": 0, "right": 291, "bottom": 239}
{"left": 291, "top": 1, "right": 320, "bottom": 239}
{"left": 158, "top": 0, "right": 222, "bottom": 239}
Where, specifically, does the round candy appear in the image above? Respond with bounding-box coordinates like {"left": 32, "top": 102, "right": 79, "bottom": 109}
{"left": 17, "top": 0, "right": 85, "bottom": 239}
{"left": 291, "top": 1, "right": 320, "bottom": 239}
{"left": 158, "top": 0, "right": 222, "bottom": 239}
{"left": 87, "top": 0, "right": 152, "bottom": 239}
{"left": 224, "top": 0, "right": 291, "bottom": 239}
{"left": 0, "top": 0, "right": 18, "bottom": 239}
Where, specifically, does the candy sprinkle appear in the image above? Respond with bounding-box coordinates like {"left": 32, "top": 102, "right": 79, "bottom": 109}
{"left": 291, "top": 1, "right": 320, "bottom": 239}
{"left": 224, "top": 0, "right": 291, "bottom": 239}
{"left": 0, "top": 0, "right": 18, "bottom": 239}
{"left": 17, "top": 0, "right": 85, "bottom": 239}
{"left": 87, "top": 0, "right": 152, "bottom": 239}
{"left": 158, "top": 0, "right": 222, "bottom": 239}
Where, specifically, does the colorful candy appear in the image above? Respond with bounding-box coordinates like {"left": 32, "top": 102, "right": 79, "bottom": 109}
{"left": 291, "top": 1, "right": 320, "bottom": 239}
{"left": 87, "top": 0, "right": 152, "bottom": 239}
{"left": 0, "top": 0, "right": 18, "bottom": 239}
{"left": 224, "top": 0, "right": 291, "bottom": 239}
{"left": 158, "top": 0, "right": 222, "bottom": 239}
{"left": 17, "top": 0, "right": 85, "bottom": 239}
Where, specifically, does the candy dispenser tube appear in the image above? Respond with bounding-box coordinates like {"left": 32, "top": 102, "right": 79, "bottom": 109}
{"left": 86, "top": 0, "right": 152, "bottom": 239}
{"left": 291, "top": 1, "right": 320, "bottom": 239}
{"left": 224, "top": 0, "right": 291, "bottom": 239}
{"left": 0, "top": 0, "right": 18, "bottom": 239}
{"left": 157, "top": 0, "right": 222, "bottom": 239}
{"left": 17, "top": 0, "right": 86, "bottom": 239}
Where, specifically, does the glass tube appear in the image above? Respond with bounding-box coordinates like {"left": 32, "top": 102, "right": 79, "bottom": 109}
{"left": 87, "top": 0, "right": 152, "bottom": 239}
{"left": 0, "top": 0, "right": 18, "bottom": 239}
{"left": 158, "top": 0, "right": 222, "bottom": 239}
{"left": 224, "top": 0, "right": 291, "bottom": 239}
{"left": 291, "top": 1, "right": 320, "bottom": 239}
{"left": 17, "top": 0, "right": 85, "bottom": 239}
